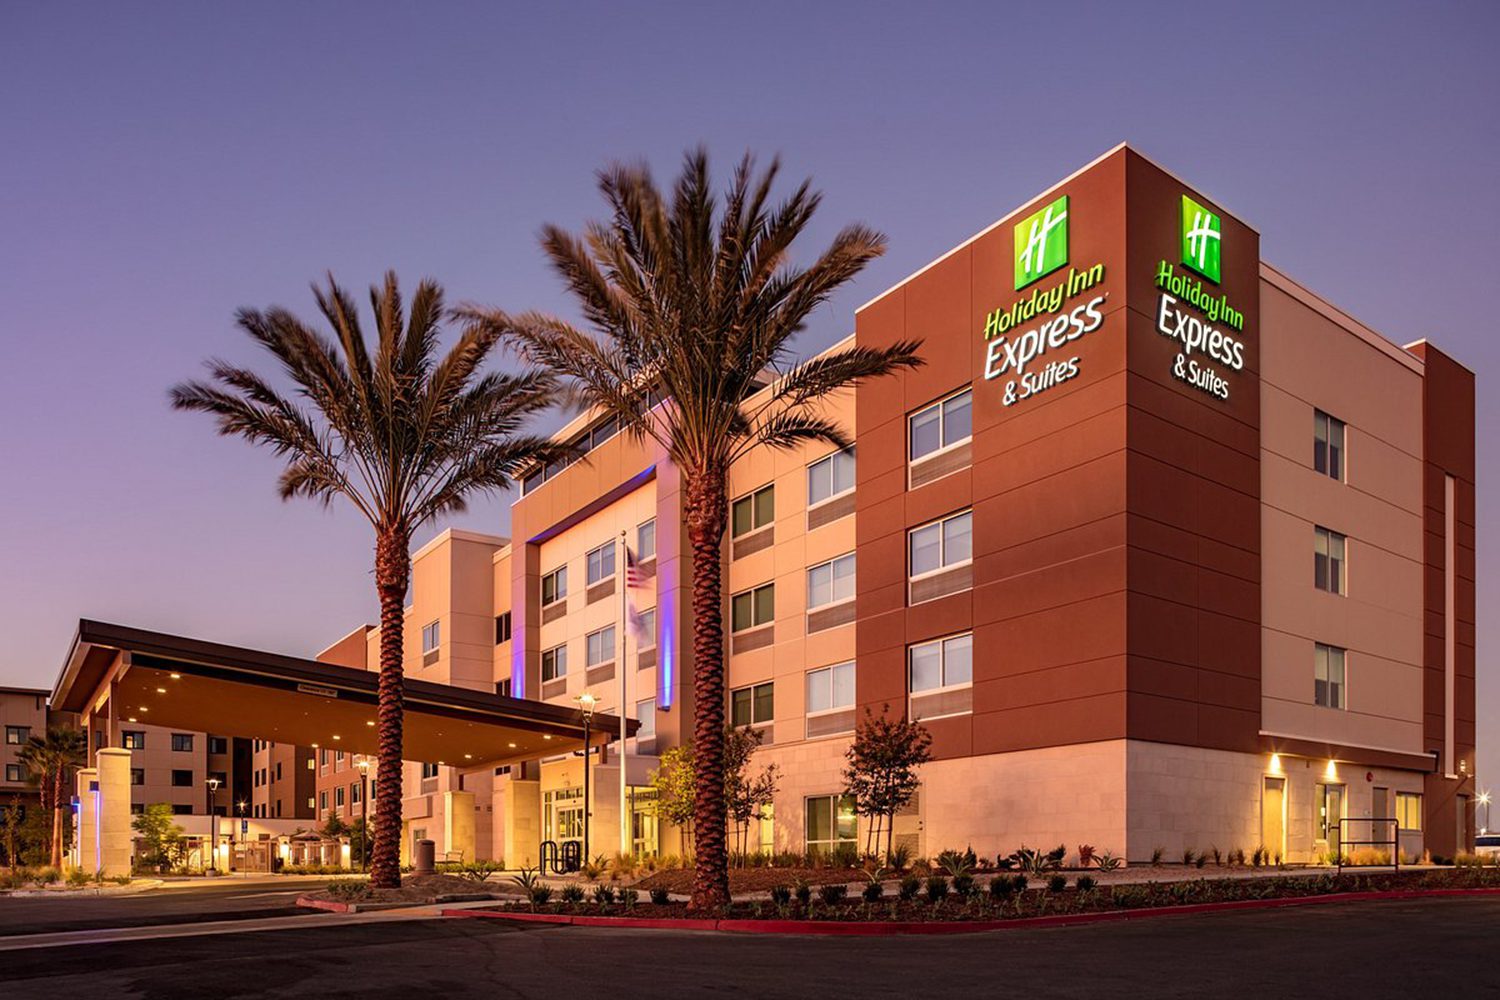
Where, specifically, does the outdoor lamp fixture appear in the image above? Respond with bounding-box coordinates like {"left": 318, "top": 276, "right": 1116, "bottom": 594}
{"left": 355, "top": 758, "right": 371, "bottom": 872}
{"left": 206, "top": 777, "right": 221, "bottom": 874}
{"left": 576, "top": 692, "right": 598, "bottom": 862}
{"left": 1480, "top": 791, "right": 1492, "bottom": 835}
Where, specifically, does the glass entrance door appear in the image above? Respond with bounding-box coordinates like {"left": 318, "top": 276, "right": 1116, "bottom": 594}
{"left": 544, "top": 788, "right": 585, "bottom": 851}
{"left": 1317, "top": 784, "right": 1345, "bottom": 857}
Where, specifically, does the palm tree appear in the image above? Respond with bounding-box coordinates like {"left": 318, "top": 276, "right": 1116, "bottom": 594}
{"left": 463, "top": 150, "right": 923, "bottom": 909}
{"left": 17, "top": 726, "right": 86, "bottom": 869}
{"left": 171, "top": 273, "right": 567, "bottom": 888}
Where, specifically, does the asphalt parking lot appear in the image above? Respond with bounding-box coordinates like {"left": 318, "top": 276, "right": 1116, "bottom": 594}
{"left": 0, "top": 893, "right": 1495, "bottom": 999}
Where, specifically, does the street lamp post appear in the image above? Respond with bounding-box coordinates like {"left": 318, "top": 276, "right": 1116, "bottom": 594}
{"left": 1479, "top": 791, "right": 1491, "bottom": 835}
{"left": 356, "top": 758, "right": 371, "bottom": 873}
{"left": 576, "top": 693, "right": 597, "bottom": 865}
{"left": 205, "top": 777, "right": 221, "bottom": 874}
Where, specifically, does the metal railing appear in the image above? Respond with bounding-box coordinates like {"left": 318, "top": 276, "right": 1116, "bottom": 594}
{"left": 1335, "top": 817, "right": 1399, "bottom": 873}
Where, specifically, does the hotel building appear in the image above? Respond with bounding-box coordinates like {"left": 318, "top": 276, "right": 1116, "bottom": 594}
{"left": 52, "top": 145, "right": 1478, "bottom": 873}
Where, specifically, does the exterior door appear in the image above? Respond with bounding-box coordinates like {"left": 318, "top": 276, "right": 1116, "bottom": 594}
{"left": 1261, "top": 777, "right": 1285, "bottom": 860}
{"left": 1318, "top": 785, "right": 1345, "bottom": 856}
{"left": 1458, "top": 795, "right": 1470, "bottom": 856}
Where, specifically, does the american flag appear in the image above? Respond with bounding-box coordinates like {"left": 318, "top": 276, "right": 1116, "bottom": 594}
{"left": 624, "top": 545, "right": 650, "bottom": 644}
{"left": 625, "top": 545, "right": 649, "bottom": 590}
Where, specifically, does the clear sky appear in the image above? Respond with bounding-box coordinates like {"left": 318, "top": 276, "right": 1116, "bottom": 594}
{"left": 1, "top": 2, "right": 1494, "bottom": 777}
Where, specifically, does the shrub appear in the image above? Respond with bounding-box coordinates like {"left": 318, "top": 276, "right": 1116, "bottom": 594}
{"left": 936, "top": 847, "right": 977, "bottom": 877}
{"left": 817, "top": 883, "right": 848, "bottom": 905}
{"left": 1076, "top": 875, "right": 1097, "bottom": 893}
{"left": 530, "top": 884, "right": 553, "bottom": 906}
{"left": 620, "top": 887, "right": 639, "bottom": 908}
{"left": 460, "top": 860, "right": 504, "bottom": 883}
{"left": 560, "top": 884, "right": 585, "bottom": 904}
{"left": 794, "top": 880, "right": 812, "bottom": 905}
{"left": 1094, "top": 852, "right": 1122, "bottom": 873}
{"left": 862, "top": 880, "right": 884, "bottom": 902}
{"left": 66, "top": 868, "right": 93, "bottom": 887}
{"left": 1047, "top": 874, "right": 1067, "bottom": 893}
{"left": 898, "top": 874, "right": 921, "bottom": 901}
{"left": 951, "top": 873, "right": 975, "bottom": 899}
{"left": 830, "top": 844, "right": 860, "bottom": 869}
{"left": 988, "top": 875, "right": 1016, "bottom": 900}
{"left": 35, "top": 867, "right": 60, "bottom": 884}
{"left": 769, "top": 885, "right": 792, "bottom": 906}
{"left": 1181, "top": 848, "right": 1196, "bottom": 867}
{"left": 925, "top": 875, "right": 950, "bottom": 903}
{"left": 326, "top": 878, "right": 371, "bottom": 903}
{"left": 887, "top": 843, "right": 912, "bottom": 872}
{"left": 1194, "top": 852, "right": 1208, "bottom": 869}
{"left": 1150, "top": 847, "right": 1165, "bottom": 867}
{"left": 650, "top": 886, "right": 671, "bottom": 906}
{"left": 591, "top": 884, "right": 616, "bottom": 905}
{"left": 1077, "top": 844, "right": 1095, "bottom": 868}
{"left": 1210, "top": 845, "right": 1223, "bottom": 866}
{"left": 1251, "top": 846, "right": 1266, "bottom": 868}
{"left": 1230, "top": 848, "right": 1246, "bottom": 867}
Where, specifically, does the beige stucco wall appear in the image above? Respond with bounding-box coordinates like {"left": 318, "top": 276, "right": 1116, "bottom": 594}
{"left": 1258, "top": 280, "right": 1426, "bottom": 756}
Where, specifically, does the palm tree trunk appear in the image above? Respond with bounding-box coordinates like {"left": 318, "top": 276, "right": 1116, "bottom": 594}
{"left": 52, "top": 768, "right": 64, "bottom": 870}
{"left": 685, "top": 470, "right": 730, "bottom": 911}
{"left": 370, "top": 529, "right": 410, "bottom": 889}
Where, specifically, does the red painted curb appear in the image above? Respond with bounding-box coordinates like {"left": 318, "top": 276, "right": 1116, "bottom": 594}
{"left": 441, "top": 886, "right": 1500, "bottom": 936}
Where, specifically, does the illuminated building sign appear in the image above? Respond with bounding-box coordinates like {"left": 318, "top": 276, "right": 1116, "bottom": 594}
{"left": 1154, "top": 194, "right": 1248, "bottom": 401}
{"left": 1180, "top": 194, "right": 1222, "bottom": 283}
{"left": 1014, "top": 195, "right": 1069, "bottom": 289}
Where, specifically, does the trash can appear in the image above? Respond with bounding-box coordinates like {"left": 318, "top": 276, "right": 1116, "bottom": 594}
{"left": 413, "top": 838, "right": 436, "bottom": 876}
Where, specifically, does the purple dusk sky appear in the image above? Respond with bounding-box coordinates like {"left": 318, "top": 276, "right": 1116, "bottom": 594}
{"left": 1, "top": 4, "right": 1493, "bottom": 774}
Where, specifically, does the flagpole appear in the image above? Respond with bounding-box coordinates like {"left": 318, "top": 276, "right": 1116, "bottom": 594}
{"left": 619, "top": 529, "right": 630, "bottom": 859}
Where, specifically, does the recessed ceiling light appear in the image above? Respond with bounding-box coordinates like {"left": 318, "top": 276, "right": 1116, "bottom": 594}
{"left": 543, "top": 734, "right": 552, "bottom": 741}
{"left": 507, "top": 742, "right": 517, "bottom": 749}
{"left": 169, "top": 673, "right": 181, "bottom": 680}
{"left": 437, "top": 760, "right": 445, "bottom": 766}
{"left": 365, "top": 720, "right": 375, "bottom": 727}
{"left": 156, "top": 687, "right": 166, "bottom": 694}
{"left": 128, "top": 717, "right": 137, "bottom": 723}
{"left": 332, "top": 735, "right": 341, "bottom": 741}
{"left": 464, "top": 754, "right": 473, "bottom": 759}
{"left": 140, "top": 706, "right": 149, "bottom": 712}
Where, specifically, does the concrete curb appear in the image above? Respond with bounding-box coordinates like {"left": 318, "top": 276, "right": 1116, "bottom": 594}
{"left": 296, "top": 891, "right": 510, "bottom": 914}
{"left": 442, "top": 886, "right": 1500, "bottom": 936}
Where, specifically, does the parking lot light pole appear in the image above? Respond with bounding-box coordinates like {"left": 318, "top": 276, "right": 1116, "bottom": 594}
{"left": 356, "top": 758, "right": 371, "bottom": 873}
{"left": 205, "top": 777, "right": 221, "bottom": 874}
{"left": 576, "top": 693, "right": 597, "bottom": 864}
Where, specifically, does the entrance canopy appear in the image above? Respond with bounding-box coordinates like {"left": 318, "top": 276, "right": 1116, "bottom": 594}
{"left": 53, "top": 620, "right": 632, "bottom": 767}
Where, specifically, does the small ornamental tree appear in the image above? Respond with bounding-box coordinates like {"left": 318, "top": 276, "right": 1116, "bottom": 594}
{"left": 650, "top": 743, "right": 697, "bottom": 855}
{"left": 724, "top": 726, "right": 780, "bottom": 860}
{"left": 842, "top": 705, "right": 932, "bottom": 861}
{"left": 132, "top": 803, "right": 187, "bottom": 873}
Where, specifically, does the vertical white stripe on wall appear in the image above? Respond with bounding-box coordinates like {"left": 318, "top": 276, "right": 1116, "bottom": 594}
{"left": 1445, "top": 474, "right": 1456, "bottom": 777}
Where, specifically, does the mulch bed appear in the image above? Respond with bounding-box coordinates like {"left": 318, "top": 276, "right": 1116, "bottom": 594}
{"left": 508, "top": 868, "right": 1500, "bottom": 923}
{"left": 304, "top": 872, "right": 510, "bottom": 906}
{"left": 633, "top": 867, "right": 867, "bottom": 894}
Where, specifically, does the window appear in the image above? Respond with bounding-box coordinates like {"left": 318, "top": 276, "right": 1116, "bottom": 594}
{"left": 586, "top": 626, "right": 616, "bottom": 667}
{"left": 172, "top": 804, "right": 192, "bottom": 816}
{"left": 122, "top": 731, "right": 145, "bottom": 750}
{"left": 807, "top": 553, "right": 856, "bottom": 609}
{"left": 541, "top": 644, "right": 568, "bottom": 682}
{"left": 4, "top": 726, "right": 30, "bottom": 746}
{"left": 731, "top": 682, "right": 774, "bottom": 728}
{"left": 5, "top": 764, "right": 24, "bottom": 783}
{"left": 319, "top": 790, "right": 328, "bottom": 812}
{"left": 806, "top": 662, "right": 855, "bottom": 721}
{"left": 336, "top": 750, "right": 345, "bottom": 764}
{"left": 731, "top": 583, "right": 775, "bottom": 632}
{"left": 731, "top": 485, "right": 775, "bottom": 537}
{"left": 171, "top": 769, "right": 193, "bottom": 787}
{"left": 497, "top": 678, "right": 513, "bottom": 697}
{"left": 421, "top": 762, "right": 440, "bottom": 780}
{"left": 636, "top": 698, "right": 656, "bottom": 740}
{"left": 171, "top": 733, "right": 194, "bottom": 752}
{"left": 307, "top": 757, "right": 315, "bottom": 770}
{"left": 1314, "top": 527, "right": 1346, "bottom": 595}
{"left": 320, "top": 749, "right": 329, "bottom": 766}
{"left": 808, "top": 448, "right": 856, "bottom": 507}
{"left": 908, "top": 633, "right": 973, "bottom": 694}
{"left": 909, "top": 511, "right": 973, "bottom": 578}
{"left": 637, "top": 608, "right": 657, "bottom": 652}
{"left": 909, "top": 388, "right": 972, "bottom": 462}
{"left": 805, "top": 794, "right": 857, "bottom": 854}
{"left": 1314, "top": 643, "right": 1346, "bottom": 709}
{"left": 494, "top": 612, "right": 512, "bottom": 645}
{"left": 335, "top": 786, "right": 345, "bottom": 808}
{"left": 208, "top": 736, "right": 227, "bottom": 755}
{"left": 422, "top": 620, "right": 441, "bottom": 654}
{"left": 130, "top": 768, "right": 145, "bottom": 786}
{"left": 541, "top": 566, "right": 568, "bottom": 606}
{"left": 637, "top": 519, "right": 657, "bottom": 561}
{"left": 1314, "top": 410, "right": 1346, "bottom": 480}
{"left": 351, "top": 782, "right": 360, "bottom": 804}
{"left": 275, "top": 762, "right": 282, "bottom": 780}
{"left": 586, "top": 542, "right": 616, "bottom": 586}
{"left": 1396, "top": 792, "right": 1423, "bottom": 831}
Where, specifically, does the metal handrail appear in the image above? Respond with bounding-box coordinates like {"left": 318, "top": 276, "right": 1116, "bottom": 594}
{"left": 1335, "top": 817, "right": 1399, "bottom": 873}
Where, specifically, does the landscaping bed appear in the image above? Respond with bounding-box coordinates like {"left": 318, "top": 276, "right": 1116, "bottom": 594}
{"left": 633, "top": 866, "right": 866, "bottom": 895}
{"left": 477, "top": 867, "right": 1500, "bottom": 927}
{"left": 300, "top": 872, "right": 518, "bottom": 910}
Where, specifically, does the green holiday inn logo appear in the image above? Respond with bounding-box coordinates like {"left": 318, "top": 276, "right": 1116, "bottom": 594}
{"left": 1180, "top": 194, "right": 1222, "bottom": 283}
{"left": 1014, "top": 195, "right": 1069, "bottom": 290}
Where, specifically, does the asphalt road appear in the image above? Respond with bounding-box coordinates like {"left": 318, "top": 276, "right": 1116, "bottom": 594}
{"left": 0, "top": 896, "right": 1496, "bottom": 999}
{"left": 0, "top": 877, "right": 329, "bottom": 936}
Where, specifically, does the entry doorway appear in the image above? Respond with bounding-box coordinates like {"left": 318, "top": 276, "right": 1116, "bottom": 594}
{"left": 1261, "top": 776, "right": 1285, "bottom": 860}
{"left": 1317, "top": 783, "right": 1345, "bottom": 857}
{"left": 544, "top": 788, "right": 585, "bottom": 853}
